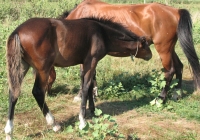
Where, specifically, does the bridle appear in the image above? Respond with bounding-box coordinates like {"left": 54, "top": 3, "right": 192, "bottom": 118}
{"left": 130, "top": 41, "right": 139, "bottom": 61}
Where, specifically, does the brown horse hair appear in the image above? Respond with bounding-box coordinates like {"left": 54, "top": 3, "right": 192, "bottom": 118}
{"left": 6, "top": 34, "right": 24, "bottom": 98}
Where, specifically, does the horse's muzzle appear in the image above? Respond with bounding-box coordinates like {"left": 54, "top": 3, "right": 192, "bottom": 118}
{"left": 144, "top": 53, "right": 152, "bottom": 61}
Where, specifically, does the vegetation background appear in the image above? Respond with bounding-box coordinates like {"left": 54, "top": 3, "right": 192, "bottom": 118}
{"left": 0, "top": 0, "right": 200, "bottom": 139}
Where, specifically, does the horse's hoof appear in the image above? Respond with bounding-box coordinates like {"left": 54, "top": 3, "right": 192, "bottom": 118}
{"left": 5, "top": 120, "right": 13, "bottom": 140}
{"left": 73, "top": 96, "right": 81, "bottom": 102}
{"left": 53, "top": 124, "right": 61, "bottom": 132}
{"left": 79, "top": 121, "right": 87, "bottom": 130}
{"left": 6, "top": 134, "right": 12, "bottom": 140}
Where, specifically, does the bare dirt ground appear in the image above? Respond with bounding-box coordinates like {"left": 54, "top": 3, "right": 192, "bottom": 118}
{"left": 1, "top": 93, "right": 199, "bottom": 140}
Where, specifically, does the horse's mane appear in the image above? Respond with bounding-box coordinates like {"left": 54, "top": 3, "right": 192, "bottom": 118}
{"left": 83, "top": 17, "right": 140, "bottom": 41}
{"left": 57, "top": 4, "right": 78, "bottom": 19}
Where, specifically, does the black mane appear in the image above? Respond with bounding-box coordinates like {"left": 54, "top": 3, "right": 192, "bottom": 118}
{"left": 83, "top": 17, "right": 140, "bottom": 41}
{"left": 57, "top": 4, "right": 77, "bottom": 19}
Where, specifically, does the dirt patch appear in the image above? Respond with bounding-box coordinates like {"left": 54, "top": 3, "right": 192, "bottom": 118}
{"left": 1, "top": 94, "right": 200, "bottom": 140}
{"left": 114, "top": 110, "right": 200, "bottom": 139}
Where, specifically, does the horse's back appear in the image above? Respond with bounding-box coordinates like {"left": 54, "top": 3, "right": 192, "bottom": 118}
{"left": 67, "top": 1, "right": 180, "bottom": 44}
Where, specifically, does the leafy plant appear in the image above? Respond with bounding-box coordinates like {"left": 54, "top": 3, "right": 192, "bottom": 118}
{"left": 146, "top": 69, "right": 178, "bottom": 96}
{"left": 146, "top": 69, "right": 166, "bottom": 94}
{"left": 98, "top": 81, "right": 127, "bottom": 99}
{"left": 66, "top": 108, "right": 125, "bottom": 140}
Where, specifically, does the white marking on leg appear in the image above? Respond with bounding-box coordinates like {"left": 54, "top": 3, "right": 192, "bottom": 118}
{"left": 79, "top": 113, "right": 86, "bottom": 130}
{"left": 5, "top": 120, "right": 13, "bottom": 140}
{"left": 46, "top": 112, "right": 55, "bottom": 126}
{"left": 45, "top": 112, "right": 61, "bottom": 132}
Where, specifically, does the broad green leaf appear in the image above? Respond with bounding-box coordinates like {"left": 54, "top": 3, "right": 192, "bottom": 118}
{"left": 160, "top": 81, "right": 166, "bottom": 88}
{"left": 103, "top": 114, "right": 110, "bottom": 120}
{"left": 150, "top": 98, "right": 156, "bottom": 106}
{"left": 66, "top": 125, "right": 73, "bottom": 133}
{"left": 102, "top": 123, "right": 109, "bottom": 131}
{"left": 167, "top": 105, "right": 174, "bottom": 110}
{"left": 92, "top": 131, "right": 99, "bottom": 137}
{"left": 118, "top": 134, "right": 125, "bottom": 139}
{"left": 95, "top": 108, "right": 102, "bottom": 116}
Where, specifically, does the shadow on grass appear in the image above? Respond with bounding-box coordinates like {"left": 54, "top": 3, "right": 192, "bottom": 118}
{"left": 48, "top": 84, "right": 80, "bottom": 97}
{"left": 44, "top": 71, "right": 196, "bottom": 120}
{"left": 26, "top": 73, "right": 196, "bottom": 139}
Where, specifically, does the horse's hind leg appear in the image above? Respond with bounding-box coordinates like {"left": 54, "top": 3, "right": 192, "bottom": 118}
{"left": 32, "top": 70, "right": 60, "bottom": 132}
{"left": 172, "top": 51, "right": 183, "bottom": 100}
{"left": 47, "top": 67, "right": 56, "bottom": 95}
{"left": 79, "top": 61, "right": 97, "bottom": 129}
{"left": 5, "top": 60, "right": 29, "bottom": 140}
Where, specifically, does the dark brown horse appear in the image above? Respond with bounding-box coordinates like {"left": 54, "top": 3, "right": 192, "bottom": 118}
{"left": 4, "top": 17, "right": 151, "bottom": 139}
{"left": 56, "top": 0, "right": 200, "bottom": 102}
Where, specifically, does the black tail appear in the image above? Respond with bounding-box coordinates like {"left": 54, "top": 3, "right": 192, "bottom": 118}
{"left": 177, "top": 9, "right": 200, "bottom": 90}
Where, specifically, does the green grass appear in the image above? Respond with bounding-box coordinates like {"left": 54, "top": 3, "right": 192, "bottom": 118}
{"left": 0, "top": 0, "right": 200, "bottom": 140}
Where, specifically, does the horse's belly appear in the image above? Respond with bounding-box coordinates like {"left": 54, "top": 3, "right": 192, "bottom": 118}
{"left": 54, "top": 55, "right": 82, "bottom": 67}
{"left": 108, "top": 52, "right": 130, "bottom": 57}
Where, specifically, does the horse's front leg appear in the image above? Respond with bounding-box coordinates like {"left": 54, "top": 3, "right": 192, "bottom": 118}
{"left": 79, "top": 62, "right": 96, "bottom": 129}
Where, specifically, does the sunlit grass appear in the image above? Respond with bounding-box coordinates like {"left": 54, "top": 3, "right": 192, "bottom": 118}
{"left": 0, "top": 0, "right": 200, "bottom": 139}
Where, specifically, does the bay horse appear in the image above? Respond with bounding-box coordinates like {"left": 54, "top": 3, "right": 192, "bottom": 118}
{"left": 57, "top": 0, "right": 200, "bottom": 102}
{"left": 4, "top": 17, "right": 152, "bottom": 139}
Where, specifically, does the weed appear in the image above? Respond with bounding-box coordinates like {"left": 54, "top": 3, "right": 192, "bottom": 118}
{"left": 65, "top": 108, "right": 125, "bottom": 140}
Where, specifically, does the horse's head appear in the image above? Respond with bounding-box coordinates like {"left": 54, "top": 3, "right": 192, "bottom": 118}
{"left": 135, "top": 36, "right": 152, "bottom": 61}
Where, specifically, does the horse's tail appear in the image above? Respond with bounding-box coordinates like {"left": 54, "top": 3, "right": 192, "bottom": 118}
{"left": 6, "top": 34, "right": 27, "bottom": 98}
{"left": 177, "top": 9, "right": 200, "bottom": 90}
